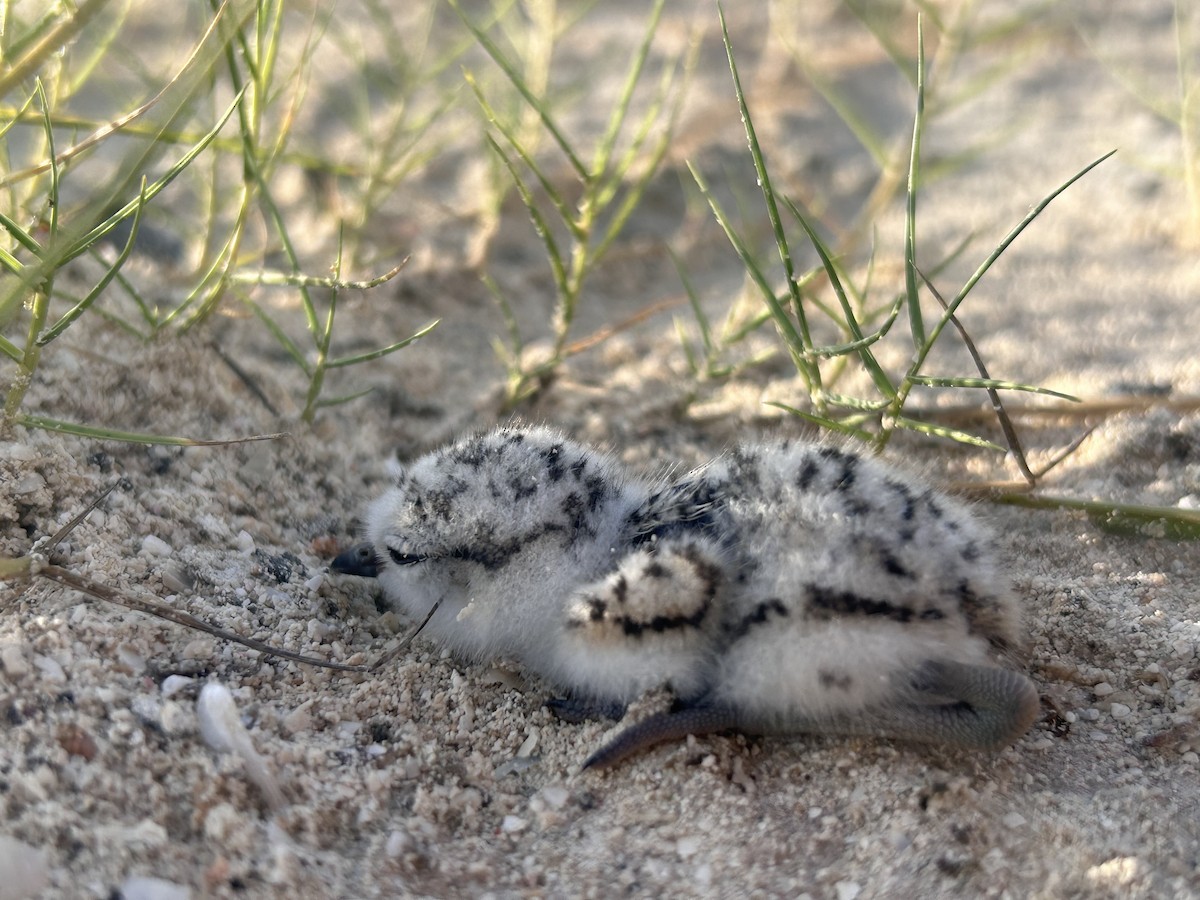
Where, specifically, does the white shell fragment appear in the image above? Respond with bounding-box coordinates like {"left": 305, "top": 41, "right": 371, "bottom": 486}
{"left": 0, "top": 835, "right": 49, "bottom": 900}
{"left": 117, "top": 876, "right": 192, "bottom": 900}
{"left": 140, "top": 535, "right": 173, "bottom": 558}
{"left": 196, "top": 682, "right": 286, "bottom": 812}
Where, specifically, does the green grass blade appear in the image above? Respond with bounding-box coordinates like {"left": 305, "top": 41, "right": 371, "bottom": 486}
{"left": 905, "top": 16, "right": 927, "bottom": 350}
{"left": 893, "top": 415, "right": 1004, "bottom": 451}
{"left": 243, "top": 294, "right": 311, "bottom": 375}
{"left": 688, "top": 161, "right": 810, "bottom": 379}
{"left": 0, "top": 207, "right": 42, "bottom": 257}
{"left": 0, "top": 334, "right": 21, "bottom": 363}
{"left": 485, "top": 132, "right": 568, "bottom": 295}
{"left": 61, "top": 88, "right": 246, "bottom": 264}
{"left": 781, "top": 195, "right": 896, "bottom": 399}
{"left": 315, "top": 387, "right": 376, "bottom": 409}
{"left": 718, "top": 3, "right": 816, "bottom": 366}
{"left": 911, "top": 149, "right": 1117, "bottom": 375}
{"left": 768, "top": 402, "right": 877, "bottom": 442}
{"left": 465, "top": 69, "right": 580, "bottom": 240}
{"left": 820, "top": 393, "right": 893, "bottom": 412}
{"left": 906, "top": 375, "right": 1080, "bottom": 401}
{"left": 15, "top": 414, "right": 287, "bottom": 446}
{"left": 0, "top": 0, "right": 111, "bottom": 97}
{"left": 326, "top": 319, "right": 440, "bottom": 369}
{"left": 447, "top": 0, "right": 587, "bottom": 179}
{"left": 992, "top": 492, "right": 1200, "bottom": 540}
{"left": 38, "top": 182, "right": 147, "bottom": 346}
{"left": 0, "top": 242, "right": 24, "bottom": 279}
{"left": 590, "top": 0, "right": 665, "bottom": 177}
{"left": 669, "top": 247, "right": 713, "bottom": 356}
{"left": 229, "top": 262, "right": 407, "bottom": 291}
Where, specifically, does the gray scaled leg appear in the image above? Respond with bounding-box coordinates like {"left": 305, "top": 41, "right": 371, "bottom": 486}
{"left": 582, "top": 704, "right": 738, "bottom": 770}
{"left": 885, "top": 660, "right": 1041, "bottom": 750}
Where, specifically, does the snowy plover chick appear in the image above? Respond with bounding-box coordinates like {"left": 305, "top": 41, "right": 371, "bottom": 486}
{"left": 333, "top": 426, "right": 1039, "bottom": 769}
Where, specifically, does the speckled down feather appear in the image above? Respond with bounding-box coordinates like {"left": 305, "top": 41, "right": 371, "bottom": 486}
{"left": 332, "top": 425, "right": 1039, "bottom": 768}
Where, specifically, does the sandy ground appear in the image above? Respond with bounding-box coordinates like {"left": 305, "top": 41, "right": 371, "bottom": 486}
{"left": 3, "top": 2, "right": 1200, "bottom": 897}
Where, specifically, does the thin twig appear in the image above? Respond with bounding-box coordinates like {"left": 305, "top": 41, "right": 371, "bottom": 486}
{"left": 210, "top": 341, "right": 281, "bottom": 417}
{"left": 44, "top": 479, "right": 128, "bottom": 554}
{"left": 560, "top": 295, "right": 683, "bottom": 357}
{"left": 917, "top": 267, "right": 1036, "bottom": 483}
{"left": 31, "top": 564, "right": 369, "bottom": 671}
{"left": 368, "top": 600, "right": 441, "bottom": 672}
{"left": 921, "top": 395, "right": 1200, "bottom": 425}
{"left": 2, "top": 481, "right": 438, "bottom": 674}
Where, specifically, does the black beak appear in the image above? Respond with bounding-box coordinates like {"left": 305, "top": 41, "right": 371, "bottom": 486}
{"left": 330, "top": 542, "right": 380, "bottom": 578}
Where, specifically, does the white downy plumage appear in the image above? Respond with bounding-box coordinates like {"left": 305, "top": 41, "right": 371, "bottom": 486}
{"left": 333, "top": 425, "right": 1039, "bottom": 769}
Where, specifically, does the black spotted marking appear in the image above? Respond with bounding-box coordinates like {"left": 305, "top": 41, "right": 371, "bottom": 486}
{"left": 587, "top": 596, "right": 607, "bottom": 621}
{"left": 444, "top": 523, "right": 561, "bottom": 571}
{"left": 807, "top": 584, "right": 917, "bottom": 624}
{"left": 919, "top": 608, "right": 946, "bottom": 621}
{"left": 955, "top": 579, "right": 982, "bottom": 612}
{"left": 884, "top": 477, "right": 917, "bottom": 522}
{"left": 447, "top": 435, "right": 489, "bottom": 469}
{"left": 953, "top": 578, "right": 997, "bottom": 639}
{"left": 818, "top": 670, "right": 854, "bottom": 690}
{"left": 585, "top": 473, "right": 610, "bottom": 510}
{"left": 508, "top": 474, "right": 539, "bottom": 501}
{"left": 427, "top": 475, "right": 469, "bottom": 521}
{"left": 630, "top": 479, "right": 726, "bottom": 546}
{"left": 881, "top": 549, "right": 913, "bottom": 579}
{"left": 796, "top": 458, "right": 820, "bottom": 491}
{"left": 829, "top": 456, "right": 858, "bottom": 492}
{"left": 540, "top": 442, "right": 567, "bottom": 481}
{"left": 643, "top": 561, "right": 669, "bottom": 579}
{"left": 961, "top": 541, "right": 980, "bottom": 563}
{"left": 561, "top": 491, "right": 598, "bottom": 538}
{"left": 725, "top": 597, "right": 789, "bottom": 640}
{"left": 677, "top": 543, "right": 722, "bottom": 603}
{"left": 730, "top": 447, "right": 762, "bottom": 488}
{"left": 616, "top": 598, "right": 711, "bottom": 637}
{"left": 410, "top": 493, "right": 430, "bottom": 524}
{"left": 613, "top": 574, "right": 629, "bottom": 604}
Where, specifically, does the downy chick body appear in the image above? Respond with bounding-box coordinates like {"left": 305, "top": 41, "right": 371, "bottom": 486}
{"left": 333, "top": 426, "right": 1039, "bottom": 768}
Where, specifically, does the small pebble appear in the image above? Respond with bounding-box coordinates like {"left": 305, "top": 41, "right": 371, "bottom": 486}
{"left": 2, "top": 443, "right": 37, "bottom": 461}
{"left": 0, "top": 834, "right": 49, "bottom": 898}
{"left": 161, "top": 675, "right": 195, "bottom": 698}
{"left": 118, "top": 876, "right": 192, "bottom": 900}
{"left": 141, "top": 535, "right": 173, "bottom": 558}
{"left": 33, "top": 654, "right": 65, "bottom": 683}
{"left": 835, "top": 881, "right": 861, "bottom": 900}
{"left": 13, "top": 473, "right": 45, "bottom": 495}
{"left": 1110, "top": 703, "right": 1132, "bottom": 719}
{"left": 540, "top": 785, "right": 570, "bottom": 810}
{"left": 197, "top": 682, "right": 286, "bottom": 811}
{"left": 501, "top": 816, "right": 528, "bottom": 834}
{"left": 517, "top": 729, "right": 539, "bottom": 757}
{"left": 116, "top": 644, "right": 147, "bottom": 675}
{"left": 1093, "top": 682, "right": 1115, "bottom": 697}
{"left": 1001, "top": 812, "right": 1027, "bottom": 829}
{"left": 385, "top": 830, "right": 414, "bottom": 858}
{"left": 161, "top": 562, "right": 196, "bottom": 594}
{"left": 0, "top": 645, "right": 29, "bottom": 680}
{"left": 236, "top": 530, "right": 256, "bottom": 553}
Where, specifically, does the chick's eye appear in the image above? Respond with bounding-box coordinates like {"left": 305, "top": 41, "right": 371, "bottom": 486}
{"left": 388, "top": 547, "right": 428, "bottom": 566}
